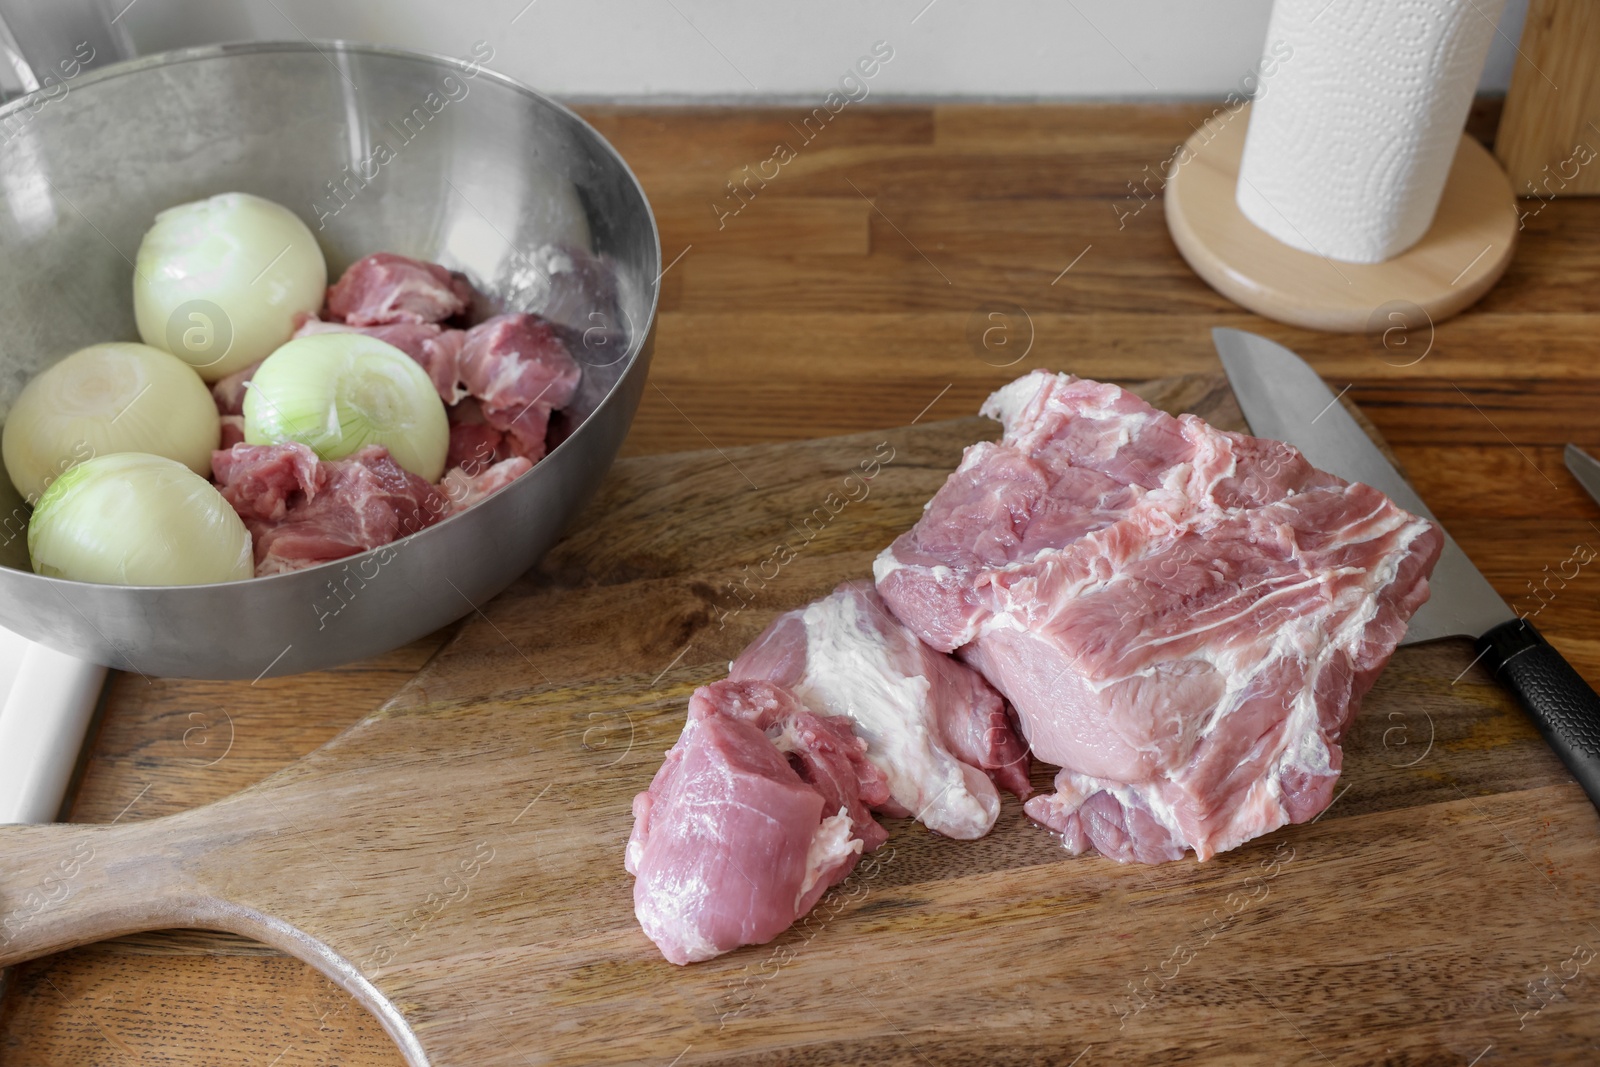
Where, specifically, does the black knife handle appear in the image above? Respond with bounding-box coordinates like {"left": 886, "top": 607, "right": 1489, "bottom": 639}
{"left": 1478, "top": 619, "right": 1600, "bottom": 811}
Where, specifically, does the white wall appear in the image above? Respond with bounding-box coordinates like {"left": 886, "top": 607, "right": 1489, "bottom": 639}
{"left": 119, "top": 0, "right": 1528, "bottom": 101}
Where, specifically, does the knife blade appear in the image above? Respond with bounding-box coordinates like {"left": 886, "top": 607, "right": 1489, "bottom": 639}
{"left": 1566, "top": 443, "right": 1600, "bottom": 508}
{"left": 1214, "top": 327, "right": 1600, "bottom": 811}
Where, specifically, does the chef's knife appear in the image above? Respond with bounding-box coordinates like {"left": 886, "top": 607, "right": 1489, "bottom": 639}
{"left": 1566, "top": 444, "right": 1600, "bottom": 508}
{"left": 1214, "top": 327, "right": 1600, "bottom": 811}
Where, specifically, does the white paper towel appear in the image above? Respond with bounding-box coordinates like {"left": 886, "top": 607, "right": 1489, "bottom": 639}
{"left": 1236, "top": 0, "right": 1507, "bottom": 264}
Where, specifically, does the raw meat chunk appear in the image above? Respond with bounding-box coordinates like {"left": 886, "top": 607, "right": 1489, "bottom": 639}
{"left": 440, "top": 456, "right": 533, "bottom": 512}
{"left": 446, "top": 398, "right": 508, "bottom": 475}
{"left": 628, "top": 714, "right": 836, "bottom": 965}
{"left": 457, "top": 313, "right": 580, "bottom": 460}
{"left": 432, "top": 313, "right": 586, "bottom": 463}
{"left": 219, "top": 415, "right": 246, "bottom": 449}
{"left": 627, "top": 680, "right": 887, "bottom": 965}
{"left": 326, "top": 253, "right": 475, "bottom": 326}
{"left": 419, "top": 328, "right": 468, "bottom": 405}
{"left": 212, "top": 441, "right": 322, "bottom": 521}
{"left": 874, "top": 371, "right": 1441, "bottom": 863}
{"left": 211, "top": 360, "right": 260, "bottom": 416}
{"left": 731, "top": 580, "right": 1030, "bottom": 839}
{"left": 482, "top": 401, "right": 551, "bottom": 463}
{"left": 457, "top": 314, "right": 580, "bottom": 411}
{"left": 213, "top": 442, "right": 447, "bottom": 576}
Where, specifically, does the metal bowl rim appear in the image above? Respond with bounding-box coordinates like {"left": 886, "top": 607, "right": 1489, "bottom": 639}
{"left": 0, "top": 37, "right": 661, "bottom": 592}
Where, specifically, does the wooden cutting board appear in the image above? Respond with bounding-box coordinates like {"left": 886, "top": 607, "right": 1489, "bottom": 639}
{"left": 2, "top": 375, "right": 1597, "bottom": 1067}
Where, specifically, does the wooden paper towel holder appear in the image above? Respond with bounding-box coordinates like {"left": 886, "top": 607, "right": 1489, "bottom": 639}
{"left": 1165, "top": 103, "right": 1518, "bottom": 333}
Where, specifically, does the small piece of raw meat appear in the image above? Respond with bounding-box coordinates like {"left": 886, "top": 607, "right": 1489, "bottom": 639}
{"left": 627, "top": 680, "right": 887, "bottom": 965}
{"left": 440, "top": 456, "right": 533, "bottom": 512}
{"left": 213, "top": 442, "right": 447, "bottom": 576}
{"left": 457, "top": 314, "right": 580, "bottom": 411}
{"left": 446, "top": 398, "right": 507, "bottom": 476}
{"left": 326, "top": 253, "right": 475, "bottom": 326}
{"left": 731, "top": 580, "right": 1030, "bottom": 840}
{"left": 874, "top": 370, "right": 1442, "bottom": 863}
{"left": 219, "top": 415, "right": 246, "bottom": 450}
{"left": 457, "top": 313, "right": 580, "bottom": 459}
{"left": 420, "top": 329, "right": 468, "bottom": 404}
{"left": 212, "top": 441, "right": 323, "bottom": 522}
{"left": 481, "top": 401, "right": 551, "bottom": 463}
{"left": 293, "top": 316, "right": 469, "bottom": 405}
{"left": 211, "top": 361, "right": 260, "bottom": 417}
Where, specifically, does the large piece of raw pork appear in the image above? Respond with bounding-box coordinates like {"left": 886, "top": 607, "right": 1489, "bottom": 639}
{"left": 874, "top": 370, "right": 1442, "bottom": 863}
{"left": 730, "top": 580, "right": 1029, "bottom": 840}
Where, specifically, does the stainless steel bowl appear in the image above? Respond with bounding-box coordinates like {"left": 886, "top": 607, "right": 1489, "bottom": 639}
{"left": 0, "top": 41, "right": 659, "bottom": 679}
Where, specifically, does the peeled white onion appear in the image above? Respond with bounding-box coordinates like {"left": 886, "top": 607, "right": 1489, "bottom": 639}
{"left": 28, "top": 453, "right": 253, "bottom": 585}
{"left": 243, "top": 332, "right": 449, "bottom": 482}
{"left": 134, "top": 192, "right": 327, "bottom": 381}
{"left": 2, "top": 342, "right": 220, "bottom": 502}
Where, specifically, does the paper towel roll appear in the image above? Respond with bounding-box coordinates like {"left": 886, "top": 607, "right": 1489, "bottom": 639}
{"left": 1236, "top": 0, "right": 1507, "bottom": 264}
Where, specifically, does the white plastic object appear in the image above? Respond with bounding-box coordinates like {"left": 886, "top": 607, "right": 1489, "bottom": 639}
{"left": 0, "top": 626, "right": 106, "bottom": 825}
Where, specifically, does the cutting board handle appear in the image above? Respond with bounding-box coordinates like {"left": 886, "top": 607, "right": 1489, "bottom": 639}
{"left": 0, "top": 818, "right": 195, "bottom": 967}
{"left": 0, "top": 810, "right": 431, "bottom": 1065}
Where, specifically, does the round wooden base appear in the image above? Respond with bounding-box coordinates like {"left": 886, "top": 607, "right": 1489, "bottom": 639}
{"left": 1164, "top": 105, "right": 1517, "bottom": 333}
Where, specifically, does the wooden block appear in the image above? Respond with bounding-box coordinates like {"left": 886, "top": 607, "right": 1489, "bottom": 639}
{"left": 1495, "top": 0, "right": 1600, "bottom": 197}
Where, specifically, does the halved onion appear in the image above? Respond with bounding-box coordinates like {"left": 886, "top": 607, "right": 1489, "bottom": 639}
{"left": 1, "top": 342, "right": 220, "bottom": 502}
{"left": 28, "top": 453, "right": 253, "bottom": 585}
{"left": 134, "top": 192, "right": 327, "bottom": 381}
{"left": 243, "top": 332, "right": 449, "bottom": 481}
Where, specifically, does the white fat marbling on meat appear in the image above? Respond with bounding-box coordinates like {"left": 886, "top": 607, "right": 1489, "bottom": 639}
{"left": 798, "top": 809, "right": 862, "bottom": 907}
{"left": 794, "top": 594, "right": 1000, "bottom": 839}
{"left": 637, "top": 869, "right": 723, "bottom": 965}
{"left": 871, "top": 551, "right": 899, "bottom": 586}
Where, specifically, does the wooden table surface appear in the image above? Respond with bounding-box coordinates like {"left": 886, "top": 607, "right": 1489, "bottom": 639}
{"left": 2, "top": 102, "right": 1597, "bottom": 1065}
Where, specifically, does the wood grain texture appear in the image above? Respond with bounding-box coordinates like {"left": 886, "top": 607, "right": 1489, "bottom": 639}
{"left": 3, "top": 102, "right": 1598, "bottom": 1066}
{"left": 1494, "top": 0, "right": 1600, "bottom": 196}
{"left": 1, "top": 377, "right": 1597, "bottom": 1067}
